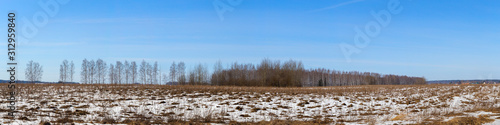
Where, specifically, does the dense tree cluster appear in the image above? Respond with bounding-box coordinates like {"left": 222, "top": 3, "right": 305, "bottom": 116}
{"left": 25, "top": 60, "right": 43, "bottom": 83}
{"left": 167, "top": 61, "right": 187, "bottom": 85}
{"left": 59, "top": 60, "right": 74, "bottom": 83}
{"left": 138, "top": 60, "right": 161, "bottom": 84}
{"left": 187, "top": 63, "right": 209, "bottom": 85}
{"left": 81, "top": 59, "right": 108, "bottom": 84}
{"left": 211, "top": 59, "right": 426, "bottom": 87}
{"left": 211, "top": 59, "right": 305, "bottom": 87}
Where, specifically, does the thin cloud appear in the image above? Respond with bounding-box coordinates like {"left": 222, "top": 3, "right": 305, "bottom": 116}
{"left": 308, "top": 0, "right": 365, "bottom": 13}
{"left": 52, "top": 18, "right": 179, "bottom": 24}
{"left": 22, "top": 41, "right": 86, "bottom": 47}
{"left": 74, "top": 18, "right": 121, "bottom": 24}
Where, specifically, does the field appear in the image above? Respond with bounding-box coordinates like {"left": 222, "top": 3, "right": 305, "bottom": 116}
{"left": 1, "top": 84, "right": 500, "bottom": 125}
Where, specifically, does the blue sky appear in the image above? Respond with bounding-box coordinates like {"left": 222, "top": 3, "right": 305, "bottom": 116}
{"left": 1, "top": 0, "right": 500, "bottom": 82}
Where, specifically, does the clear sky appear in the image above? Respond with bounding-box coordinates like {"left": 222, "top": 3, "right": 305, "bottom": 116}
{"left": 1, "top": 0, "right": 500, "bottom": 82}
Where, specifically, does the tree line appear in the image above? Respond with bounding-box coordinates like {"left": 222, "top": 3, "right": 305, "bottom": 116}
{"left": 30, "top": 58, "right": 427, "bottom": 86}
{"left": 211, "top": 59, "right": 426, "bottom": 87}
{"left": 79, "top": 59, "right": 170, "bottom": 84}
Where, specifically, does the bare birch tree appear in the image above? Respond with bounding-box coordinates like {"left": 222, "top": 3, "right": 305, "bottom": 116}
{"left": 116, "top": 61, "right": 123, "bottom": 84}
{"left": 59, "top": 60, "right": 70, "bottom": 83}
{"left": 124, "top": 60, "right": 130, "bottom": 84}
{"left": 89, "top": 60, "right": 96, "bottom": 84}
{"left": 81, "top": 59, "right": 88, "bottom": 84}
{"left": 169, "top": 61, "right": 177, "bottom": 83}
{"left": 139, "top": 60, "right": 147, "bottom": 84}
{"left": 109, "top": 64, "right": 115, "bottom": 84}
{"left": 59, "top": 65, "right": 64, "bottom": 82}
{"left": 96, "top": 59, "right": 107, "bottom": 84}
{"left": 212, "top": 60, "right": 223, "bottom": 86}
{"left": 153, "top": 61, "right": 159, "bottom": 84}
{"left": 70, "top": 61, "right": 74, "bottom": 82}
{"left": 177, "top": 62, "right": 186, "bottom": 85}
{"left": 131, "top": 61, "right": 137, "bottom": 84}
{"left": 146, "top": 63, "right": 152, "bottom": 84}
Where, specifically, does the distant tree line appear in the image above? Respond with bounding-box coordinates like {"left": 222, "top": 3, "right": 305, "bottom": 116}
{"left": 50, "top": 58, "right": 427, "bottom": 86}
{"left": 301, "top": 68, "right": 427, "bottom": 87}
{"left": 211, "top": 59, "right": 426, "bottom": 87}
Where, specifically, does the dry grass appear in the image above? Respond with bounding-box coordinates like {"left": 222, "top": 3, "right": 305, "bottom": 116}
{"left": 1, "top": 83, "right": 499, "bottom": 124}
{"left": 391, "top": 114, "right": 407, "bottom": 121}
{"left": 427, "top": 115, "right": 494, "bottom": 125}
